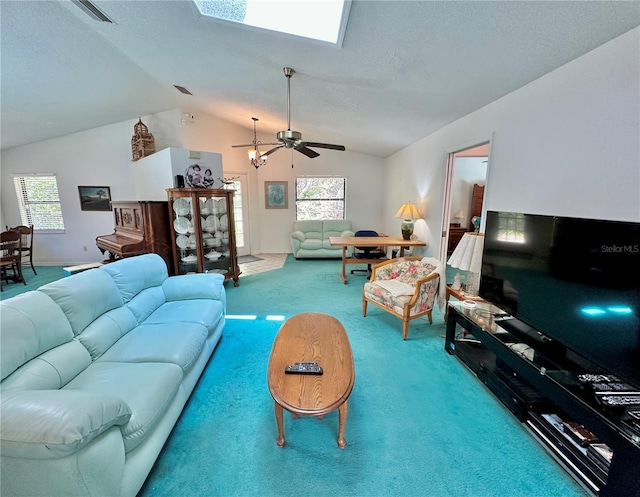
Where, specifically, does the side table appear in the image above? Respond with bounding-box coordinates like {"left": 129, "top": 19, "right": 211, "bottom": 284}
{"left": 445, "top": 285, "right": 485, "bottom": 321}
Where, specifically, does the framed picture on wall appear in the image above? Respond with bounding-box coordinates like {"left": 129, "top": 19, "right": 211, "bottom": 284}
{"left": 265, "top": 181, "right": 288, "bottom": 209}
{"left": 78, "top": 186, "right": 112, "bottom": 211}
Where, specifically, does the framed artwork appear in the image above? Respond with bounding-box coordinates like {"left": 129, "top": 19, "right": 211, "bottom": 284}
{"left": 265, "top": 181, "right": 288, "bottom": 209}
{"left": 78, "top": 186, "right": 112, "bottom": 211}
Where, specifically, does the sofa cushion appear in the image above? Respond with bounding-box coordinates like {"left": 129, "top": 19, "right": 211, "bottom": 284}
{"left": 96, "top": 322, "right": 208, "bottom": 373}
{"left": 1, "top": 340, "right": 91, "bottom": 391}
{"left": 100, "top": 253, "right": 168, "bottom": 303}
{"left": 0, "top": 292, "right": 74, "bottom": 381}
{"left": 0, "top": 389, "right": 131, "bottom": 459}
{"left": 300, "top": 238, "right": 324, "bottom": 250}
{"left": 126, "top": 286, "right": 167, "bottom": 324}
{"left": 322, "top": 220, "right": 352, "bottom": 236}
{"left": 143, "top": 300, "right": 224, "bottom": 336}
{"left": 38, "top": 270, "right": 123, "bottom": 336}
{"left": 64, "top": 361, "right": 183, "bottom": 452}
{"left": 293, "top": 220, "right": 323, "bottom": 236}
{"left": 77, "top": 306, "right": 139, "bottom": 360}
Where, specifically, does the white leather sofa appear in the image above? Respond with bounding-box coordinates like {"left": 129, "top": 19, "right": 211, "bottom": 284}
{"left": 290, "top": 220, "right": 354, "bottom": 259}
{"left": 0, "top": 254, "right": 225, "bottom": 497}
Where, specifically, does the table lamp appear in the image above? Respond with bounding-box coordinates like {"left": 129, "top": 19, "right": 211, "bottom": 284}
{"left": 447, "top": 232, "right": 484, "bottom": 296}
{"left": 395, "top": 203, "right": 421, "bottom": 240}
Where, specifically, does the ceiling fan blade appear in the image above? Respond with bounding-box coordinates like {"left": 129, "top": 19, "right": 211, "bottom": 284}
{"left": 262, "top": 145, "right": 284, "bottom": 157}
{"left": 303, "top": 142, "right": 346, "bottom": 151}
{"left": 295, "top": 146, "right": 320, "bottom": 159}
{"left": 232, "top": 142, "right": 281, "bottom": 148}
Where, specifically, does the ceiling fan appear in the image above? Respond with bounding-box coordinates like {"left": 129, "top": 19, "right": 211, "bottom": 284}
{"left": 232, "top": 67, "right": 346, "bottom": 161}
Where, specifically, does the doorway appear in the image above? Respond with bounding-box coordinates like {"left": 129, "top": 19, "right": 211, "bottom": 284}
{"left": 226, "top": 172, "right": 251, "bottom": 257}
{"left": 439, "top": 141, "right": 491, "bottom": 265}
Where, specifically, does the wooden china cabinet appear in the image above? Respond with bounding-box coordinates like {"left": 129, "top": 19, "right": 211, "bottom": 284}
{"left": 166, "top": 188, "right": 240, "bottom": 286}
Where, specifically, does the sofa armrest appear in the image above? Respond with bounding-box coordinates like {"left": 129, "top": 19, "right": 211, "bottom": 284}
{"left": 410, "top": 273, "right": 440, "bottom": 309}
{"left": 290, "top": 230, "right": 306, "bottom": 242}
{"left": 0, "top": 389, "right": 131, "bottom": 459}
{"left": 340, "top": 230, "right": 355, "bottom": 237}
{"left": 162, "top": 273, "right": 225, "bottom": 301}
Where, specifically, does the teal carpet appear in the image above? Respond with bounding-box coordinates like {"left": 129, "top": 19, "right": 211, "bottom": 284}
{"left": 0, "top": 265, "right": 65, "bottom": 300}
{"left": 137, "top": 256, "right": 586, "bottom": 497}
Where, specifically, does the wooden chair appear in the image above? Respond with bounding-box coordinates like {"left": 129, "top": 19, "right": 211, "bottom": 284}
{"left": 6, "top": 224, "right": 36, "bottom": 275}
{"left": 362, "top": 256, "right": 440, "bottom": 340}
{"left": 1, "top": 231, "right": 26, "bottom": 289}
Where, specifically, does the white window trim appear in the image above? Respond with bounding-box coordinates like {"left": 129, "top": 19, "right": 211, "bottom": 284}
{"left": 12, "top": 173, "right": 65, "bottom": 233}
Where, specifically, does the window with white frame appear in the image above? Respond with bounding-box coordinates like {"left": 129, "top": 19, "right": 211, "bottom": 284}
{"left": 13, "top": 174, "right": 65, "bottom": 232}
{"left": 295, "top": 177, "right": 346, "bottom": 220}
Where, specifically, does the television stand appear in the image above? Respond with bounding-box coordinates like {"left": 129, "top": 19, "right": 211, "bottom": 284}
{"left": 445, "top": 300, "right": 640, "bottom": 497}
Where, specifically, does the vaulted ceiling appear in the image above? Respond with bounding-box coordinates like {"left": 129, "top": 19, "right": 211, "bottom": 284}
{"left": 2, "top": 1, "right": 639, "bottom": 156}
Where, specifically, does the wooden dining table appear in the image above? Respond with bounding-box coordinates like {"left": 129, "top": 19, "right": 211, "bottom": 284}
{"left": 329, "top": 236, "right": 426, "bottom": 284}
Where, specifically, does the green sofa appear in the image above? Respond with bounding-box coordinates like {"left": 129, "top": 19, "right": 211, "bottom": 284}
{"left": 290, "top": 220, "right": 354, "bottom": 259}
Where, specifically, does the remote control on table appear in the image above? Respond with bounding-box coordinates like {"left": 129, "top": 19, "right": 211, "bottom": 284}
{"left": 285, "top": 362, "right": 323, "bottom": 375}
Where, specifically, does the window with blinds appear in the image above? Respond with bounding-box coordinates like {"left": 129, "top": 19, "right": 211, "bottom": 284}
{"left": 13, "top": 174, "right": 65, "bottom": 232}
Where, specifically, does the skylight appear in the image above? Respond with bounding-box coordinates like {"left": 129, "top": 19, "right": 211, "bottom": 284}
{"left": 193, "top": 0, "right": 350, "bottom": 45}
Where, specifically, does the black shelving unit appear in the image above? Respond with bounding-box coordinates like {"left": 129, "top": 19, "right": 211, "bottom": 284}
{"left": 445, "top": 301, "right": 640, "bottom": 497}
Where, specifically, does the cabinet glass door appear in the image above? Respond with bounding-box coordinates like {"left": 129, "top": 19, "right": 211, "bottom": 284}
{"left": 200, "top": 193, "right": 232, "bottom": 276}
{"left": 171, "top": 195, "right": 199, "bottom": 274}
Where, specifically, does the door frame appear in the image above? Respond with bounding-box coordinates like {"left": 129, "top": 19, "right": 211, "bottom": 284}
{"left": 439, "top": 134, "right": 494, "bottom": 263}
{"left": 226, "top": 171, "right": 251, "bottom": 257}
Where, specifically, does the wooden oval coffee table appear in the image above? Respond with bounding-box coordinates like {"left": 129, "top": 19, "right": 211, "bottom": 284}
{"left": 267, "top": 312, "right": 355, "bottom": 448}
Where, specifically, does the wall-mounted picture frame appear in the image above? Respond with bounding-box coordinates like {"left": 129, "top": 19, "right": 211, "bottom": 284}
{"left": 265, "top": 181, "right": 288, "bottom": 209}
{"left": 78, "top": 186, "right": 112, "bottom": 211}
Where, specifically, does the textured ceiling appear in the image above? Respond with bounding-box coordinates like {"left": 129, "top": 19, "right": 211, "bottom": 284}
{"left": 2, "top": 1, "right": 639, "bottom": 156}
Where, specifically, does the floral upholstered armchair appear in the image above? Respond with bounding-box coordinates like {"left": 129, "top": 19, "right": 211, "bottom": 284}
{"left": 362, "top": 257, "right": 441, "bottom": 340}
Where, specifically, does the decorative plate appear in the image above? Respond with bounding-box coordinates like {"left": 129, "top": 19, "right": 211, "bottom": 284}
{"left": 174, "top": 217, "right": 189, "bottom": 234}
{"left": 204, "top": 215, "right": 218, "bottom": 233}
{"left": 173, "top": 198, "right": 190, "bottom": 216}
{"left": 176, "top": 234, "right": 189, "bottom": 249}
{"left": 218, "top": 214, "right": 228, "bottom": 231}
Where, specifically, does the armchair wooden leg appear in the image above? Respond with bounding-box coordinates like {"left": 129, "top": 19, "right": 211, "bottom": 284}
{"left": 362, "top": 298, "right": 368, "bottom": 317}
{"left": 427, "top": 310, "right": 433, "bottom": 324}
{"left": 402, "top": 319, "right": 409, "bottom": 340}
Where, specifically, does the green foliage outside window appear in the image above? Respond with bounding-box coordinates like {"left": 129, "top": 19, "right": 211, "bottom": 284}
{"left": 295, "top": 177, "right": 345, "bottom": 220}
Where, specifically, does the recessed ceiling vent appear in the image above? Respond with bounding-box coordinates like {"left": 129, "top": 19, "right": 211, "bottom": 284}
{"left": 173, "top": 85, "right": 193, "bottom": 96}
{"left": 71, "top": 0, "right": 114, "bottom": 23}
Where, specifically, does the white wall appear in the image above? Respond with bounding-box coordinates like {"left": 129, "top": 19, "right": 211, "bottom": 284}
{"left": 0, "top": 109, "right": 182, "bottom": 265}
{"left": 384, "top": 27, "right": 640, "bottom": 259}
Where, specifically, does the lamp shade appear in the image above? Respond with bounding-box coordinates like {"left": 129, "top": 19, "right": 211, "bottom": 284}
{"left": 447, "top": 232, "right": 484, "bottom": 273}
{"left": 447, "top": 232, "right": 484, "bottom": 295}
{"left": 395, "top": 203, "right": 421, "bottom": 220}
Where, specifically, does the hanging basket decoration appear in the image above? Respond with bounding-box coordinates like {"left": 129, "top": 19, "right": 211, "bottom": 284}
{"left": 131, "top": 118, "right": 155, "bottom": 161}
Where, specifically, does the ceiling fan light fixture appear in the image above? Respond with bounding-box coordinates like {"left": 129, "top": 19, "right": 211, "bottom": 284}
{"left": 248, "top": 117, "right": 267, "bottom": 169}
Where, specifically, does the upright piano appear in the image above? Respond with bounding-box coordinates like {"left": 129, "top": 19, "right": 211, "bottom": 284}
{"left": 96, "top": 201, "right": 173, "bottom": 273}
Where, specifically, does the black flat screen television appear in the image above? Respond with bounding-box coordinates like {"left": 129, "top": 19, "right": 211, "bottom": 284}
{"left": 479, "top": 211, "right": 640, "bottom": 389}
